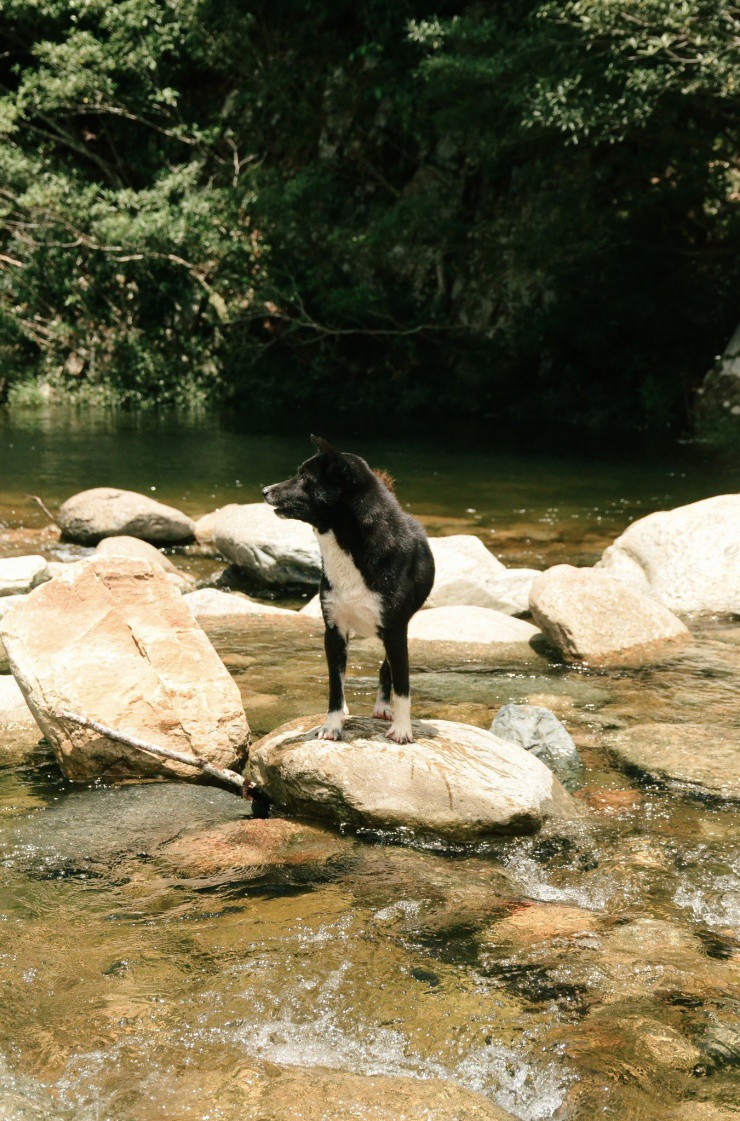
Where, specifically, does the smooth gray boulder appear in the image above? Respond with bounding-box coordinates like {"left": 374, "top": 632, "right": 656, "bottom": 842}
{"left": 427, "top": 535, "right": 538, "bottom": 615}
{"left": 212, "top": 503, "right": 321, "bottom": 589}
{"left": 247, "top": 714, "right": 576, "bottom": 841}
{"left": 529, "top": 564, "right": 689, "bottom": 665}
{"left": 0, "top": 555, "right": 48, "bottom": 596}
{"left": 57, "top": 487, "right": 195, "bottom": 545}
{"left": 183, "top": 587, "right": 299, "bottom": 619}
{"left": 609, "top": 723, "right": 740, "bottom": 802}
{"left": 491, "top": 703, "right": 583, "bottom": 790}
{"left": 597, "top": 494, "right": 740, "bottom": 615}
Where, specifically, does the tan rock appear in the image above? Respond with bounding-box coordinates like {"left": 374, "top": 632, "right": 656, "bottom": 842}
{"left": 95, "top": 535, "right": 195, "bottom": 591}
{"left": 194, "top": 504, "right": 241, "bottom": 546}
{"left": 0, "top": 556, "right": 249, "bottom": 782}
{"left": 427, "top": 535, "right": 538, "bottom": 615}
{"left": 609, "top": 723, "right": 740, "bottom": 802}
{"left": 484, "top": 902, "right": 600, "bottom": 947}
{"left": 597, "top": 494, "right": 740, "bottom": 615}
{"left": 0, "top": 555, "right": 48, "bottom": 596}
{"left": 529, "top": 564, "right": 689, "bottom": 664}
{"left": 248, "top": 714, "right": 576, "bottom": 841}
{"left": 57, "top": 487, "right": 195, "bottom": 545}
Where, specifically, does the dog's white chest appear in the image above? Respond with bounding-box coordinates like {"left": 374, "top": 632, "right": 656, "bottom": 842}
{"left": 316, "top": 530, "right": 381, "bottom": 638}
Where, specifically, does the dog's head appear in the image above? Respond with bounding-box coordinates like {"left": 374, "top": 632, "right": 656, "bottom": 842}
{"left": 262, "top": 436, "right": 376, "bottom": 530}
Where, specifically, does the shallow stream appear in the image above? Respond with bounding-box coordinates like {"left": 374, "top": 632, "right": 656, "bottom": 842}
{"left": 0, "top": 410, "right": 738, "bottom": 1120}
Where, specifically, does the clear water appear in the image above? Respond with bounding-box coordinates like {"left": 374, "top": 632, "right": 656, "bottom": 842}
{"left": 0, "top": 409, "right": 738, "bottom": 1121}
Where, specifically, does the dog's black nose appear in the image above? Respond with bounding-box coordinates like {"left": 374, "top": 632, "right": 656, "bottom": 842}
{"left": 261, "top": 486, "right": 270, "bottom": 497}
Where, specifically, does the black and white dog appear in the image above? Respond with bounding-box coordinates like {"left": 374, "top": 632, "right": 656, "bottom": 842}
{"left": 263, "top": 437, "right": 434, "bottom": 744}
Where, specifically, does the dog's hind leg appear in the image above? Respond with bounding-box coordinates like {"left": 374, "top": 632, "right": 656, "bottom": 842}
{"left": 382, "top": 627, "right": 414, "bottom": 744}
{"left": 317, "top": 625, "right": 348, "bottom": 740}
{"left": 373, "top": 658, "right": 393, "bottom": 721}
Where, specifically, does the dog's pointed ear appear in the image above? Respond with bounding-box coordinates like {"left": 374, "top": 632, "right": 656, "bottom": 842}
{"left": 310, "top": 434, "right": 339, "bottom": 457}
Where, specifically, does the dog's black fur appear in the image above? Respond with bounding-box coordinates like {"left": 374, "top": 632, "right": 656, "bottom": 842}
{"left": 263, "top": 436, "right": 434, "bottom": 743}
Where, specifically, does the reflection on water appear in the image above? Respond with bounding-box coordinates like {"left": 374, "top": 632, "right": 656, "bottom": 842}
{"left": 0, "top": 409, "right": 738, "bottom": 1120}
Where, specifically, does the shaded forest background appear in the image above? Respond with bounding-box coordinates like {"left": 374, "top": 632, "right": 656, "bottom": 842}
{"left": 0, "top": 0, "right": 738, "bottom": 440}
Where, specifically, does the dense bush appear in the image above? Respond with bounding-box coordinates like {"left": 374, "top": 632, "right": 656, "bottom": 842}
{"left": 0, "top": 0, "right": 738, "bottom": 434}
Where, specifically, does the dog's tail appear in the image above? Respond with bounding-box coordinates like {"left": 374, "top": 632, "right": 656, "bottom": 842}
{"left": 373, "top": 469, "right": 396, "bottom": 493}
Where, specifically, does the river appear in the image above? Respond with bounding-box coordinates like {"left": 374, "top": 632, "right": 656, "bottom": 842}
{"left": 0, "top": 408, "right": 738, "bottom": 1120}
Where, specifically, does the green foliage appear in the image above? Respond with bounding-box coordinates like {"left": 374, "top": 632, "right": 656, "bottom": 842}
{"left": 0, "top": 0, "right": 737, "bottom": 433}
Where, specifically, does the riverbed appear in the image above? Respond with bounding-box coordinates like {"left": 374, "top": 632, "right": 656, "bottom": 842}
{"left": 0, "top": 409, "right": 738, "bottom": 1120}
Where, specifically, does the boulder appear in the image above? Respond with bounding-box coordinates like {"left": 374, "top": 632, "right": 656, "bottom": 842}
{"left": 609, "top": 723, "right": 740, "bottom": 802}
{"left": 95, "top": 535, "right": 195, "bottom": 592}
{"left": 409, "top": 605, "right": 541, "bottom": 646}
{"left": 0, "top": 555, "right": 48, "bottom": 596}
{"left": 158, "top": 817, "right": 351, "bottom": 883}
{"left": 597, "top": 494, "right": 740, "bottom": 615}
{"left": 0, "top": 674, "right": 36, "bottom": 732}
{"left": 183, "top": 587, "right": 298, "bottom": 619}
{"left": 529, "top": 565, "right": 689, "bottom": 664}
{"left": 56, "top": 487, "right": 195, "bottom": 545}
{"left": 491, "top": 703, "right": 583, "bottom": 790}
{"left": 193, "top": 504, "right": 240, "bottom": 546}
{"left": 212, "top": 503, "right": 321, "bottom": 589}
{"left": 427, "top": 535, "right": 538, "bottom": 615}
{"left": 0, "top": 556, "right": 249, "bottom": 783}
{"left": 247, "top": 714, "right": 576, "bottom": 841}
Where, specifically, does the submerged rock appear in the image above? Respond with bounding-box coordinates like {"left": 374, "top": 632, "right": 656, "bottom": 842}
{"left": 158, "top": 817, "right": 352, "bottom": 884}
{"left": 0, "top": 556, "right": 249, "bottom": 783}
{"left": 409, "top": 605, "right": 541, "bottom": 646}
{"left": 529, "top": 564, "right": 689, "bottom": 664}
{"left": 57, "top": 486, "right": 195, "bottom": 545}
{"left": 491, "top": 704, "right": 583, "bottom": 790}
{"left": 96, "top": 535, "right": 195, "bottom": 591}
{"left": 247, "top": 714, "right": 576, "bottom": 841}
{"left": 212, "top": 503, "right": 321, "bottom": 589}
{"left": 609, "top": 723, "right": 740, "bottom": 802}
{"left": 251, "top": 1065, "right": 515, "bottom": 1121}
{"left": 183, "top": 587, "right": 298, "bottom": 619}
{"left": 0, "top": 555, "right": 48, "bottom": 596}
{"left": 597, "top": 494, "right": 740, "bottom": 615}
{"left": 427, "top": 535, "right": 538, "bottom": 615}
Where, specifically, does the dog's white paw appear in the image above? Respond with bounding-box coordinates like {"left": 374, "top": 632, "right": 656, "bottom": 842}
{"left": 386, "top": 723, "right": 414, "bottom": 744}
{"left": 373, "top": 700, "right": 393, "bottom": 721}
{"left": 316, "top": 711, "right": 345, "bottom": 741}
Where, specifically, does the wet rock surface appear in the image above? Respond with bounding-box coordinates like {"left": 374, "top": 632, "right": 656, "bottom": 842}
{"left": 0, "top": 556, "right": 249, "bottom": 782}
{"left": 609, "top": 722, "right": 740, "bottom": 802}
{"left": 57, "top": 487, "right": 196, "bottom": 545}
{"left": 530, "top": 564, "right": 690, "bottom": 664}
{"left": 248, "top": 714, "right": 577, "bottom": 841}
{"left": 158, "top": 817, "right": 354, "bottom": 885}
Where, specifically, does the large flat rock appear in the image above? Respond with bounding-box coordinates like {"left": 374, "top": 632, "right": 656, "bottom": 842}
{"left": 247, "top": 714, "right": 576, "bottom": 841}
{"left": 529, "top": 564, "right": 689, "bottom": 664}
{"left": 0, "top": 556, "right": 249, "bottom": 782}
{"left": 409, "top": 605, "right": 541, "bottom": 646}
{"left": 597, "top": 494, "right": 740, "bottom": 615}
{"left": 57, "top": 487, "right": 195, "bottom": 545}
{"left": 212, "top": 503, "right": 321, "bottom": 589}
{"left": 609, "top": 723, "right": 740, "bottom": 802}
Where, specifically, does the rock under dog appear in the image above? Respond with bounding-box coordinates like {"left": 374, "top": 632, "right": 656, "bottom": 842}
{"left": 263, "top": 436, "right": 434, "bottom": 743}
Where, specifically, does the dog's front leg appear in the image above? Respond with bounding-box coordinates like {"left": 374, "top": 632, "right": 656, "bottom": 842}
{"left": 383, "top": 626, "right": 414, "bottom": 744}
{"left": 317, "top": 624, "right": 348, "bottom": 740}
